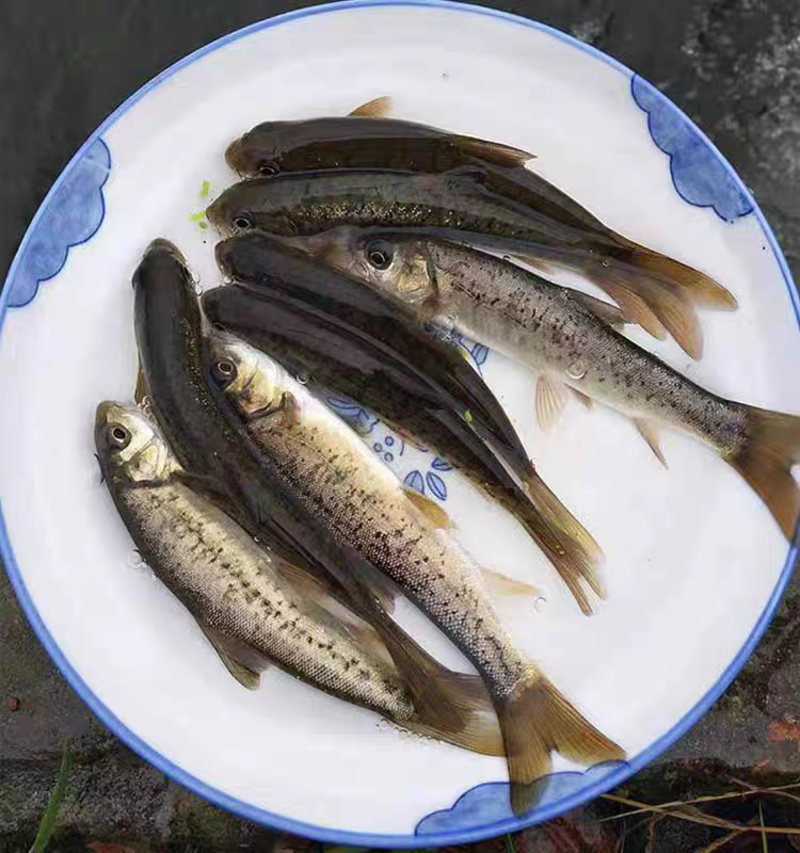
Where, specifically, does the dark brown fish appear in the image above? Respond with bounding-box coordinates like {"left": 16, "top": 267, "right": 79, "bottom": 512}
{"left": 225, "top": 96, "right": 534, "bottom": 178}
{"left": 202, "top": 283, "right": 604, "bottom": 614}
{"left": 132, "top": 238, "right": 508, "bottom": 750}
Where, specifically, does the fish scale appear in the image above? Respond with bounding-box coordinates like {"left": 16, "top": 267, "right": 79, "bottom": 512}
{"left": 118, "top": 476, "right": 410, "bottom": 712}
{"left": 250, "top": 407, "right": 529, "bottom": 695}
{"left": 209, "top": 335, "right": 624, "bottom": 813}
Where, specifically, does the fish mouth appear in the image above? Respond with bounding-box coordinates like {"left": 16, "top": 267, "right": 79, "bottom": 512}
{"left": 204, "top": 196, "right": 230, "bottom": 236}
{"left": 214, "top": 238, "right": 235, "bottom": 276}
{"left": 143, "top": 238, "right": 187, "bottom": 267}
{"left": 224, "top": 138, "right": 245, "bottom": 174}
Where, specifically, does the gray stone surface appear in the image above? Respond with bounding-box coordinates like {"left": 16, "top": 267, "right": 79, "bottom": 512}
{"left": 2, "top": 1, "right": 800, "bottom": 851}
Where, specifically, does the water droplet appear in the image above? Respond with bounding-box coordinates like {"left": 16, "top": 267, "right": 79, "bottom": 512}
{"left": 373, "top": 442, "right": 383, "bottom": 453}
{"left": 441, "top": 71, "right": 449, "bottom": 80}
{"left": 601, "top": 257, "right": 611, "bottom": 268}
{"left": 534, "top": 596, "right": 547, "bottom": 612}
{"left": 127, "top": 551, "right": 145, "bottom": 569}
{"left": 566, "top": 359, "right": 587, "bottom": 380}
{"left": 296, "top": 371, "right": 310, "bottom": 385}
{"left": 384, "top": 452, "right": 394, "bottom": 463}
{"left": 384, "top": 435, "right": 395, "bottom": 447}
{"left": 502, "top": 254, "right": 512, "bottom": 262}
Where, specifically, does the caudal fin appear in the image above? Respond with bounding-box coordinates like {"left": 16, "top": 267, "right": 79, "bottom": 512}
{"left": 586, "top": 263, "right": 704, "bottom": 359}
{"left": 628, "top": 247, "right": 738, "bottom": 310}
{"left": 366, "top": 604, "right": 504, "bottom": 756}
{"left": 728, "top": 408, "right": 800, "bottom": 540}
{"left": 522, "top": 473, "right": 605, "bottom": 615}
{"left": 496, "top": 671, "right": 624, "bottom": 815}
{"left": 512, "top": 245, "right": 735, "bottom": 359}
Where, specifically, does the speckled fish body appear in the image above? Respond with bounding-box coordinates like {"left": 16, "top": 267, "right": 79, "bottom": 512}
{"left": 202, "top": 282, "right": 605, "bottom": 616}
{"left": 315, "top": 230, "right": 800, "bottom": 542}
{"left": 208, "top": 334, "right": 624, "bottom": 811}
{"left": 209, "top": 336, "right": 533, "bottom": 696}
{"left": 94, "top": 401, "right": 413, "bottom": 716}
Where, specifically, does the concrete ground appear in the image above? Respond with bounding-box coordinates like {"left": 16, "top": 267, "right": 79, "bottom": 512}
{"left": 2, "top": 1, "right": 800, "bottom": 850}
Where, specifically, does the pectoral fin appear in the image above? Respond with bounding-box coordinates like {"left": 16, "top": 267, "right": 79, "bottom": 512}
{"left": 135, "top": 362, "right": 148, "bottom": 405}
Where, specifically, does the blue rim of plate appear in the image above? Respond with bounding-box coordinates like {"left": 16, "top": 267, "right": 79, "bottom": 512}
{"left": 1, "top": 0, "right": 798, "bottom": 846}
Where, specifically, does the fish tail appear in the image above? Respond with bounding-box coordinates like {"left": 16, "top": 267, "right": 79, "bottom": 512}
{"left": 728, "top": 407, "right": 800, "bottom": 540}
{"left": 523, "top": 473, "right": 605, "bottom": 612}
{"left": 372, "top": 609, "right": 504, "bottom": 756}
{"left": 497, "top": 669, "right": 624, "bottom": 815}
{"left": 512, "top": 247, "right": 712, "bottom": 358}
{"left": 628, "top": 247, "right": 738, "bottom": 310}
{"left": 587, "top": 264, "right": 705, "bottom": 360}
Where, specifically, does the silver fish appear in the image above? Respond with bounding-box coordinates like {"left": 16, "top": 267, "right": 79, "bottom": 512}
{"left": 95, "top": 401, "right": 504, "bottom": 754}
{"left": 207, "top": 334, "right": 623, "bottom": 813}
{"left": 310, "top": 229, "right": 800, "bottom": 541}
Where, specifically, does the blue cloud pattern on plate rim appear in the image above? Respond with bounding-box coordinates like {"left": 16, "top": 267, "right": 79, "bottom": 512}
{"left": 631, "top": 75, "right": 753, "bottom": 222}
{"left": 0, "top": 1, "right": 797, "bottom": 847}
{"left": 416, "top": 761, "right": 629, "bottom": 834}
{"left": 6, "top": 138, "right": 111, "bottom": 308}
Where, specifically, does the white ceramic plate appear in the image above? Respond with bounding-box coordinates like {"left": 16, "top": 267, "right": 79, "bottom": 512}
{"left": 1, "top": 1, "right": 798, "bottom": 846}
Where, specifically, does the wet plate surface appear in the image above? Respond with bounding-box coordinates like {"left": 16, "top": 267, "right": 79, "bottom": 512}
{"left": 0, "top": 0, "right": 798, "bottom": 846}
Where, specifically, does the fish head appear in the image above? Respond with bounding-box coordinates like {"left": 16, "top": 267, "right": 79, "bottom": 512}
{"left": 225, "top": 122, "right": 289, "bottom": 178}
{"left": 302, "top": 227, "right": 437, "bottom": 307}
{"left": 207, "top": 332, "right": 284, "bottom": 420}
{"left": 133, "top": 238, "right": 192, "bottom": 296}
{"left": 206, "top": 181, "right": 296, "bottom": 239}
{"left": 94, "top": 402, "right": 176, "bottom": 484}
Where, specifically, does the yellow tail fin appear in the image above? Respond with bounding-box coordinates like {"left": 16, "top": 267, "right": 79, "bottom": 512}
{"left": 629, "top": 247, "right": 738, "bottom": 309}
{"left": 524, "top": 473, "right": 605, "bottom": 614}
{"left": 728, "top": 407, "right": 800, "bottom": 540}
{"left": 495, "top": 670, "right": 624, "bottom": 815}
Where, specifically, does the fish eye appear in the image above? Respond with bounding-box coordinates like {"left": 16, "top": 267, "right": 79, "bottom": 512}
{"left": 233, "top": 212, "right": 255, "bottom": 231}
{"left": 257, "top": 160, "right": 279, "bottom": 176}
{"left": 366, "top": 240, "right": 394, "bottom": 270}
{"left": 107, "top": 424, "right": 131, "bottom": 450}
{"left": 212, "top": 359, "right": 237, "bottom": 387}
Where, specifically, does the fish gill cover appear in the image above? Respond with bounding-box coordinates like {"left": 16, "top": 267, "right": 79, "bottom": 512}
{"left": 631, "top": 75, "right": 752, "bottom": 223}
{"left": 7, "top": 138, "right": 111, "bottom": 308}
{"left": 415, "top": 760, "right": 628, "bottom": 834}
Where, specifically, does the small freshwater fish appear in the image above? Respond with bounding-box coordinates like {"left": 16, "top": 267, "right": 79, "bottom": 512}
{"left": 225, "top": 96, "right": 534, "bottom": 177}
{"left": 95, "top": 401, "right": 503, "bottom": 753}
{"left": 207, "top": 165, "right": 734, "bottom": 358}
{"left": 207, "top": 333, "right": 624, "bottom": 813}
{"left": 311, "top": 229, "right": 800, "bottom": 541}
{"left": 132, "top": 237, "right": 505, "bottom": 750}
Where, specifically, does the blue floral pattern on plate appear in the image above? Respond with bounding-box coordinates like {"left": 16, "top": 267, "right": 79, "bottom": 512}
{"left": 416, "top": 761, "right": 629, "bottom": 834}
{"left": 631, "top": 76, "right": 752, "bottom": 222}
{"left": 8, "top": 139, "right": 111, "bottom": 308}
